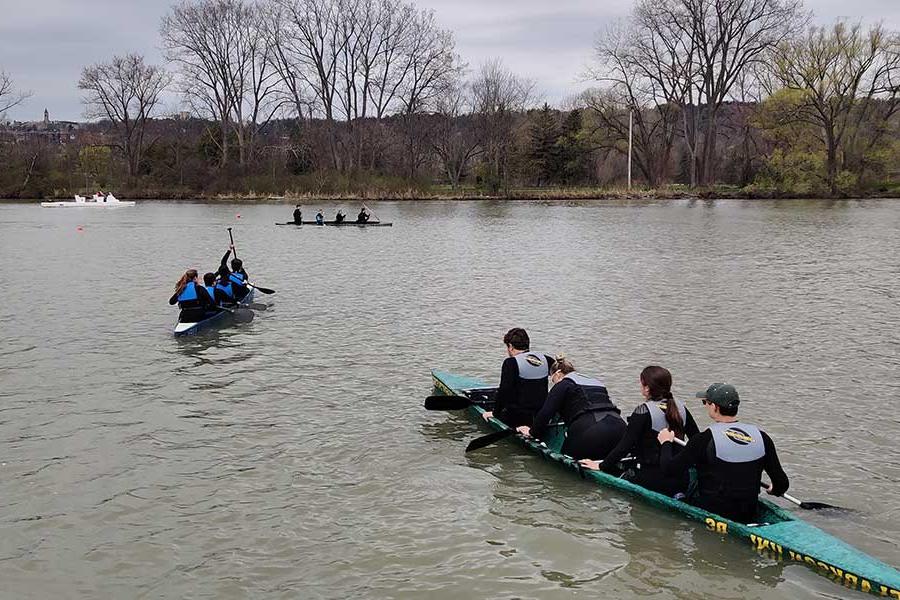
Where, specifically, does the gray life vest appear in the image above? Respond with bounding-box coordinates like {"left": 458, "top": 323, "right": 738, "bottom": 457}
{"left": 709, "top": 422, "right": 765, "bottom": 463}
{"left": 644, "top": 399, "right": 687, "bottom": 432}
{"left": 513, "top": 351, "right": 549, "bottom": 380}
{"left": 564, "top": 372, "right": 605, "bottom": 387}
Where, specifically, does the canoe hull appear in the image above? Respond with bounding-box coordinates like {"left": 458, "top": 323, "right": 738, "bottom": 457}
{"left": 41, "top": 201, "right": 135, "bottom": 207}
{"left": 173, "top": 288, "right": 255, "bottom": 337}
{"left": 275, "top": 221, "right": 392, "bottom": 227}
{"left": 431, "top": 369, "right": 900, "bottom": 598}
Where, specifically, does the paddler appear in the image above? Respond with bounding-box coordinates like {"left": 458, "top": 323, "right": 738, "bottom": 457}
{"left": 517, "top": 354, "right": 625, "bottom": 460}
{"left": 292, "top": 205, "right": 302, "bottom": 224}
{"left": 482, "top": 328, "right": 553, "bottom": 427}
{"left": 657, "top": 383, "right": 789, "bottom": 523}
{"left": 202, "top": 272, "right": 226, "bottom": 309}
{"left": 356, "top": 207, "right": 370, "bottom": 223}
{"left": 315, "top": 210, "right": 325, "bottom": 225}
{"left": 169, "top": 269, "right": 215, "bottom": 321}
{"left": 580, "top": 366, "right": 700, "bottom": 498}
{"left": 219, "top": 246, "right": 250, "bottom": 301}
{"left": 335, "top": 210, "right": 346, "bottom": 223}
{"left": 214, "top": 266, "right": 237, "bottom": 304}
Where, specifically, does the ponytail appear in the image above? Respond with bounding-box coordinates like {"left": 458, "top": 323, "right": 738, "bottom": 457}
{"left": 640, "top": 365, "right": 684, "bottom": 439}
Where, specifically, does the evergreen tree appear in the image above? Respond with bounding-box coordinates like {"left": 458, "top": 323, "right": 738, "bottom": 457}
{"left": 528, "top": 103, "right": 561, "bottom": 185}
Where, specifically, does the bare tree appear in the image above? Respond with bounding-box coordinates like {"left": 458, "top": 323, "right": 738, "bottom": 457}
{"left": 0, "top": 70, "right": 31, "bottom": 116}
{"left": 616, "top": 0, "right": 805, "bottom": 186}
{"left": 771, "top": 21, "right": 900, "bottom": 194}
{"left": 588, "top": 21, "right": 682, "bottom": 186}
{"left": 471, "top": 59, "right": 534, "bottom": 193}
{"left": 163, "top": 0, "right": 278, "bottom": 168}
{"left": 78, "top": 54, "right": 170, "bottom": 178}
{"left": 431, "top": 77, "right": 481, "bottom": 188}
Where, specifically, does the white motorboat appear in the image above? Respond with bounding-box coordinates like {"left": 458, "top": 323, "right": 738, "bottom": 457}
{"left": 41, "top": 193, "right": 135, "bottom": 207}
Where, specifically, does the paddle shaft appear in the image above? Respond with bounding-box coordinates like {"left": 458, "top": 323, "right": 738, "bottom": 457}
{"left": 669, "top": 434, "right": 841, "bottom": 510}
{"left": 227, "top": 227, "right": 237, "bottom": 258}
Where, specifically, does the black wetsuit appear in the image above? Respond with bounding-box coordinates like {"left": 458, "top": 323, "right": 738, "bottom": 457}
{"left": 293, "top": 208, "right": 302, "bottom": 224}
{"left": 169, "top": 282, "right": 216, "bottom": 322}
{"left": 220, "top": 250, "right": 250, "bottom": 300}
{"left": 356, "top": 211, "right": 370, "bottom": 223}
{"left": 335, "top": 213, "right": 345, "bottom": 223}
{"left": 493, "top": 352, "right": 553, "bottom": 427}
{"left": 660, "top": 423, "right": 789, "bottom": 523}
{"left": 532, "top": 374, "right": 625, "bottom": 460}
{"left": 601, "top": 401, "right": 700, "bottom": 497}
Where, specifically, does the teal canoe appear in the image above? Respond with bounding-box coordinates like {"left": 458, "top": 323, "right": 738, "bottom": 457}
{"left": 431, "top": 369, "right": 900, "bottom": 598}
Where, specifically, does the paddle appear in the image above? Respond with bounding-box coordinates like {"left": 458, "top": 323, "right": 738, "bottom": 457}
{"left": 424, "top": 395, "right": 472, "bottom": 410}
{"left": 465, "top": 422, "right": 566, "bottom": 453}
{"left": 669, "top": 437, "right": 848, "bottom": 511}
{"left": 214, "top": 304, "right": 254, "bottom": 323}
{"left": 227, "top": 228, "right": 276, "bottom": 295}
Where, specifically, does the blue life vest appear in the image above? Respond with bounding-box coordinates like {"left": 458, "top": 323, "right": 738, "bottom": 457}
{"left": 229, "top": 272, "right": 245, "bottom": 286}
{"left": 177, "top": 281, "right": 198, "bottom": 303}
{"left": 205, "top": 285, "right": 217, "bottom": 304}
{"left": 216, "top": 281, "right": 235, "bottom": 299}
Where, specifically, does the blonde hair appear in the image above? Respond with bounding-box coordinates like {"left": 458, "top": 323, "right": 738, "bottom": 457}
{"left": 551, "top": 353, "right": 576, "bottom": 375}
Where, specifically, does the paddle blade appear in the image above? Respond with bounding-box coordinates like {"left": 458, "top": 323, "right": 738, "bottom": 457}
{"left": 465, "top": 428, "right": 515, "bottom": 453}
{"left": 233, "top": 309, "right": 255, "bottom": 323}
{"left": 253, "top": 286, "right": 275, "bottom": 295}
{"left": 424, "top": 395, "right": 471, "bottom": 411}
{"left": 246, "top": 303, "right": 268, "bottom": 311}
{"left": 799, "top": 501, "right": 850, "bottom": 511}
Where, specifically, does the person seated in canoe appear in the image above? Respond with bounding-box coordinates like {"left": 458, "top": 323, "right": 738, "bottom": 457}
{"left": 214, "top": 266, "right": 237, "bottom": 305}
{"left": 219, "top": 246, "right": 250, "bottom": 301}
{"left": 315, "top": 210, "right": 325, "bottom": 225}
{"left": 656, "top": 383, "right": 789, "bottom": 523}
{"left": 201, "top": 272, "right": 225, "bottom": 311}
{"left": 516, "top": 354, "right": 625, "bottom": 460}
{"left": 292, "top": 205, "right": 302, "bottom": 225}
{"left": 169, "top": 269, "right": 216, "bottom": 322}
{"left": 579, "top": 366, "right": 700, "bottom": 498}
{"left": 335, "top": 210, "right": 346, "bottom": 223}
{"left": 356, "top": 207, "right": 370, "bottom": 223}
{"left": 481, "top": 328, "right": 554, "bottom": 427}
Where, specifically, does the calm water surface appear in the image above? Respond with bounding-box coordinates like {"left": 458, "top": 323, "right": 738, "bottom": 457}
{"left": 0, "top": 199, "right": 898, "bottom": 599}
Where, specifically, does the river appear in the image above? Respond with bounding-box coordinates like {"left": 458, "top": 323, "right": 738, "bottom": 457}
{"left": 0, "top": 199, "right": 898, "bottom": 598}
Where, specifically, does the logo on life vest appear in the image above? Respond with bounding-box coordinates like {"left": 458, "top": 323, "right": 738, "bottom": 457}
{"left": 526, "top": 354, "right": 543, "bottom": 367}
{"left": 725, "top": 427, "right": 754, "bottom": 445}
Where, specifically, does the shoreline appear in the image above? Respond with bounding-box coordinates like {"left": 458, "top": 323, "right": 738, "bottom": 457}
{"left": 4, "top": 187, "right": 900, "bottom": 203}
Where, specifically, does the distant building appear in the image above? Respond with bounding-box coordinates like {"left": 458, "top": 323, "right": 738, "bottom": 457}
{"left": 0, "top": 109, "right": 80, "bottom": 144}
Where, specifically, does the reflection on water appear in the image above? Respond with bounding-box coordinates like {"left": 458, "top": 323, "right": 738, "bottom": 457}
{"left": 0, "top": 199, "right": 898, "bottom": 598}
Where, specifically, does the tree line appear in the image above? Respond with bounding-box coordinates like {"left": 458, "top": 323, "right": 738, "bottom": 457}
{"left": 1, "top": 0, "right": 898, "bottom": 199}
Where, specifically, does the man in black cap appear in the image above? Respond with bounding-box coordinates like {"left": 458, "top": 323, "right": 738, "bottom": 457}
{"left": 657, "top": 383, "right": 789, "bottom": 523}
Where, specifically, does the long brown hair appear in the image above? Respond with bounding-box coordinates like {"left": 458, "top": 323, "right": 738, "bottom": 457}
{"left": 174, "top": 269, "right": 198, "bottom": 294}
{"left": 641, "top": 365, "right": 684, "bottom": 438}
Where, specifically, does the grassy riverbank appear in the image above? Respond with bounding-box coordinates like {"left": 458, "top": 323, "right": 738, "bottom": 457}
{"left": 6, "top": 181, "right": 900, "bottom": 203}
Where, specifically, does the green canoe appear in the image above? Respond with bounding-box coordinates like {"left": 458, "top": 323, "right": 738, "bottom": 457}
{"left": 431, "top": 369, "right": 900, "bottom": 598}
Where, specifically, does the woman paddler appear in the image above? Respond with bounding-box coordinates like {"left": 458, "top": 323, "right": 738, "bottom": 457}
{"left": 517, "top": 354, "right": 626, "bottom": 460}
{"left": 169, "top": 269, "right": 215, "bottom": 322}
{"left": 579, "top": 365, "right": 700, "bottom": 498}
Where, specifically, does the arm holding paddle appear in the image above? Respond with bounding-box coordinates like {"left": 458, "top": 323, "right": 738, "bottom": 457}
{"left": 483, "top": 357, "right": 517, "bottom": 422}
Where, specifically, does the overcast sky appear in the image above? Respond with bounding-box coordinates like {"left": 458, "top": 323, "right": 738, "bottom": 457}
{"left": 1, "top": 0, "right": 898, "bottom": 121}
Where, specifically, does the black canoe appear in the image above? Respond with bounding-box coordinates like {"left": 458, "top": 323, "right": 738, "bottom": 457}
{"left": 275, "top": 221, "right": 393, "bottom": 227}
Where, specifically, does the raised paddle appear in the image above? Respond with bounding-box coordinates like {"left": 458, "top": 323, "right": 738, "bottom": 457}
{"left": 226, "top": 228, "right": 276, "bottom": 295}
{"left": 669, "top": 437, "right": 848, "bottom": 511}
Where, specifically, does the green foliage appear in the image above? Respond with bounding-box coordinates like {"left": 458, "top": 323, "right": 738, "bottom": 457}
{"left": 750, "top": 149, "right": 858, "bottom": 196}
{"left": 79, "top": 146, "right": 112, "bottom": 187}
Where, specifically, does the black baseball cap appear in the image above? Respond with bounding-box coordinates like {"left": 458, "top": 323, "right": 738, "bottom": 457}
{"left": 696, "top": 383, "right": 740, "bottom": 410}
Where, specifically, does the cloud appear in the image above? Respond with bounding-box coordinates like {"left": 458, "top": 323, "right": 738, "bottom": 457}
{"left": 1, "top": 0, "right": 899, "bottom": 121}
